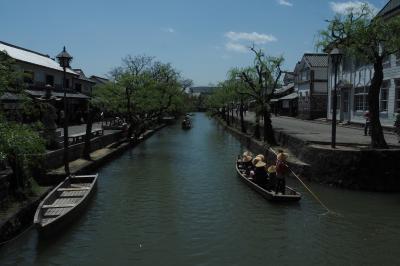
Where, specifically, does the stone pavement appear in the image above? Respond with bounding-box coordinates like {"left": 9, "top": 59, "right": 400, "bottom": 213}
{"left": 243, "top": 112, "right": 399, "bottom": 146}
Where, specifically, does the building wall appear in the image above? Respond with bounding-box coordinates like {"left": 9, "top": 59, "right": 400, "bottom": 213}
{"left": 327, "top": 54, "right": 400, "bottom": 127}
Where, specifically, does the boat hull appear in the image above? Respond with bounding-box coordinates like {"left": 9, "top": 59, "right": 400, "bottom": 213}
{"left": 34, "top": 175, "right": 98, "bottom": 236}
{"left": 236, "top": 161, "right": 301, "bottom": 202}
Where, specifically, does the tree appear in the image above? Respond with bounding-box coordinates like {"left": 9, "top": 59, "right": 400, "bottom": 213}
{"left": 95, "top": 55, "right": 189, "bottom": 141}
{"left": 318, "top": 4, "right": 400, "bottom": 148}
{"left": 0, "top": 116, "right": 45, "bottom": 196}
{"left": 232, "top": 46, "right": 283, "bottom": 144}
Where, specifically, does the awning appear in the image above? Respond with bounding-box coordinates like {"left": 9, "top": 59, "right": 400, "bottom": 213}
{"left": 279, "top": 92, "right": 298, "bottom": 101}
{"left": 25, "top": 89, "right": 90, "bottom": 99}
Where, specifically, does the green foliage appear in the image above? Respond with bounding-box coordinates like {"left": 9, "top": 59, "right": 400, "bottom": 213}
{"left": 0, "top": 51, "right": 24, "bottom": 97}
{"left": 0, "top": 115, "right": 45, "bottom": 189}
{"left": 317, "top": 4, "right": 400, "bottom": 63}
{"left": 93, "top": 55, "right": 189, "bottom": 121}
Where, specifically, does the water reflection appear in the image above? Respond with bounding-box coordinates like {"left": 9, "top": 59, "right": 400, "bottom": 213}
{"left": 0, "top": 113, "right": 399, "bottom": 265}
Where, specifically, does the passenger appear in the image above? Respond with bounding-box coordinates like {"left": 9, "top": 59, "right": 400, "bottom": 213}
{"left": 255, "top": 154, "right": 265, "bottom": 162}
{"left": 241, "top": 152, "right": 253, "bottom": 175}
{"left": 275, "top": 151, "right": 289, "bottom": 195}
{"left": 254, "top": 160, "right": 268, "bottom": 188}
{"left": 267, "top": 165, "right": 277, "bottom": 191}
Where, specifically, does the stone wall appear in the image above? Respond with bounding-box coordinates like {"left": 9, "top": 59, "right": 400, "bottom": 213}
{"left": 43, "top": 131, "right": 123, "bottom": 170}
{"left": 218, "top": 115, "right": 400, "bottom": 192}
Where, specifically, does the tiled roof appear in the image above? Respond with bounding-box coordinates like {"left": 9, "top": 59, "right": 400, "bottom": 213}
{"left": 73, "top": 69, "right": 95, "bottom": 83}
{"left": 0, "top": 41, "right": 77, "bottom": 75}
{"left": 90, "top": 75, "right": 109, "bottom": 85}
{"left": 303, "top": 54, "right": 328, "bottom": 68}
{"left": 377, "top": 0, "right": 400, "bottom": 18}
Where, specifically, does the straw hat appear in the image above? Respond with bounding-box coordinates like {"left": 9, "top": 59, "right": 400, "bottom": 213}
{"left": 255, "top": 154, "right": 265, "bottom": 162}
{"left": 243, "top": 151, "right": 253, "bottom": 157}
{"left": 277, "top": 152, "right": 288, "bottom": 161}
{"left": 255, "top": 161, "right": 266, "bottom": 168}
{"left": 252, "top": 157, "right": 260, "bottom": 166}
{"left": 242, "top": 155, "right": 252, "bottom": 162}
{"left": 267, "top": 165, "right": 276, "bottom": 173}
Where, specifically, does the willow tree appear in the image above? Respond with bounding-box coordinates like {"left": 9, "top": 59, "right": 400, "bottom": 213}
{"left": 233, "top": 47, "right": 283, "bottom": 144}
{"left": 318, "top": 4, "right": 400, "bottom": 148}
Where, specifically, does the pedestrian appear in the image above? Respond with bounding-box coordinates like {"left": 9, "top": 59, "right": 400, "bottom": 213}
{"left": 364, "top": 110, "right": 370, "bottom": 136}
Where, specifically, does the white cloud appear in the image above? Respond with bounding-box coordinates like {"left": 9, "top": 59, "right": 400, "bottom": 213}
{"left": 162, "top": 27, "right": 175, "bottom": 33}
{"left": 330, "top": 1, "right": 377, "bottom": 14}
{"left": 225, "top": 42, "right": 249, "bottom": 53}
{"left": 225, "top": 31, "right": 277, "bottom": 44}
{"left": 277, "top": 0, "right": 293, "bottom": 7}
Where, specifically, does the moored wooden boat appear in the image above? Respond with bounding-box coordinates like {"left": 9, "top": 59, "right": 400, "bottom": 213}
{"left": 236, "top": 159, "right": 301, "bottom": 202}
{"left": 34, "top": 174, "right": 98, "bottom": 234}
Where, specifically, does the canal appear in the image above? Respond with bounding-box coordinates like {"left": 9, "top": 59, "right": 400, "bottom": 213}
{"left": 1, "top": 113, "right": 400, "bottom": 265}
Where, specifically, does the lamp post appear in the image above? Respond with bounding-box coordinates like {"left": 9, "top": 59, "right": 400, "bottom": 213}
{"left": 330, "top": 48, "right": 343, "bottom": 149}
{"left": 56, "top": 46, "right": 73, "bottom": 175}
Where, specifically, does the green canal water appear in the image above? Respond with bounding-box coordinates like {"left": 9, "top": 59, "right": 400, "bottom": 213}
{"left": 1, "top": 113, "right": 400, "bottom": 265}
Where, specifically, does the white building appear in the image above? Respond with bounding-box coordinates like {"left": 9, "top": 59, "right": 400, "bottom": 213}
{"left": 294, "top": 53, "right": 328, "bottom": 119}
{"left": 327, "top": 0, "right": 400, "bottom": 127}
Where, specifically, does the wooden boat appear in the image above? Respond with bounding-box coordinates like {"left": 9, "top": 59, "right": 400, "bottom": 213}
{"left": 235, "top": 159, "right": 301, "bottom": 202}
{"left": 181, "top": 120, "right": 192, "bottom": 129}
{"left": 34, "top": 174, "right": 98, "bottom": 233}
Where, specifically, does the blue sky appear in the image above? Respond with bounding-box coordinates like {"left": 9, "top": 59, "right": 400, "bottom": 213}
{"left": 0, "top": 0, "right": 388, "bottom": 85}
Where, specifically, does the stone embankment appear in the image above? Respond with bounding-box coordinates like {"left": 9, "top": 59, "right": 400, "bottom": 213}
{"left": 216, "top": 115, "right": 400, "bottom": 192}
{"left": 0, "top": 123, "right": 167, "bottom": 244}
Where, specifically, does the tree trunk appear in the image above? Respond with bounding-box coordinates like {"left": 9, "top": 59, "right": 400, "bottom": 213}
{"left": 254, "top": 113, "right": 261, "bottom": 139}
{"left": 369, "top": 59, "right": 388, "bottom": 149}
{"left": 263, "top": 109, "right": 277, "bottom": 145}
{"left": 83, "top": 109, "right": 96, "bottom": 160}
{"left": 240, "top": 100, "right": 246, "bottom": 133}
{"left": 226, "top": 106, "right": 230, "bottom": 126}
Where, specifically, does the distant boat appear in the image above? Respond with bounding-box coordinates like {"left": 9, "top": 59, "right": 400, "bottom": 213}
{"left": 235, "top": 159, "right": 301, "bottom": 202}
{"left": 181, "top": 120, "right": 192, "bottom": 130}
{"left": 34, "top": 174, "right": 98, "bottom": 234}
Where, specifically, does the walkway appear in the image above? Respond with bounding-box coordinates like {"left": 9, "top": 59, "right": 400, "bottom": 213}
{"left": 57, "top": 122, "right": 103, "bottom": 136}
{"left": 243, "top": 112, "right": 399, "bottom": 146}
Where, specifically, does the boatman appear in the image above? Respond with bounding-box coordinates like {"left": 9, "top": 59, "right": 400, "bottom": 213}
{"left": 275, "top": 151, "right": 288, "bottom": 195}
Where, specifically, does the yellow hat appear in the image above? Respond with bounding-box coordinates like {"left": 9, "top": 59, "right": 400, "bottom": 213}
{"left": 277, "top": 152, "right": 288, "bottom": 161}
{"left": 252, "top": 157, "right": 260, "bottom": 166}
{"left": 243, "top": 151, "right": 253, "bottom": 157}
{"left": 242, "top": 155, "right": 252, "bottom": 162}
{"left": 255, "top": 154, "right": 265, "bottom": 162}
{"left": 267, "top": 165, "right": 276, "bottom": 173}
{"left": 255, "top": 161, "right": 266, "bottom": 168}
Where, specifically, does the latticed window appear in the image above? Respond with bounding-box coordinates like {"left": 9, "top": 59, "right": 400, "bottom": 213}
{"left": 380, "top": 80, "right": 389, "bottom": 112}
{"left": 354, "top": 86, "right": 368, "bottom": 111}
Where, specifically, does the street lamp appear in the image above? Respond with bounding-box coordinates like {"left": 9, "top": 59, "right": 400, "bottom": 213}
{"left": 56, "top": 46, "right": 73, "bottom": 175}
{"left": 330, "top": 48, "right": 343, "bottom": 149}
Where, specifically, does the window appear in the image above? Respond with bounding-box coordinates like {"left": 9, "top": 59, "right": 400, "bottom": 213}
{"left": 396, "top": 51, "right": 400, "bottom": 67}
{"left": 75, "top": 83, "right": 82, "bottom": 92}
{"left": 383, "top": 55, "right": 391, "bottom": 69}
{"left": 46, "top": 75, "right": 54, "bottom": 86}
{"left": 380, "top": 80, "right": 389, "bottom": 112}
{"left": 23, "top": 71, "right": 34, "bottom": 84}
{"left": 395, "top": 79, "right": 400, "bottom": 111}
{"left": 354, "top": 86, "right": 368, "bottom": 111}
